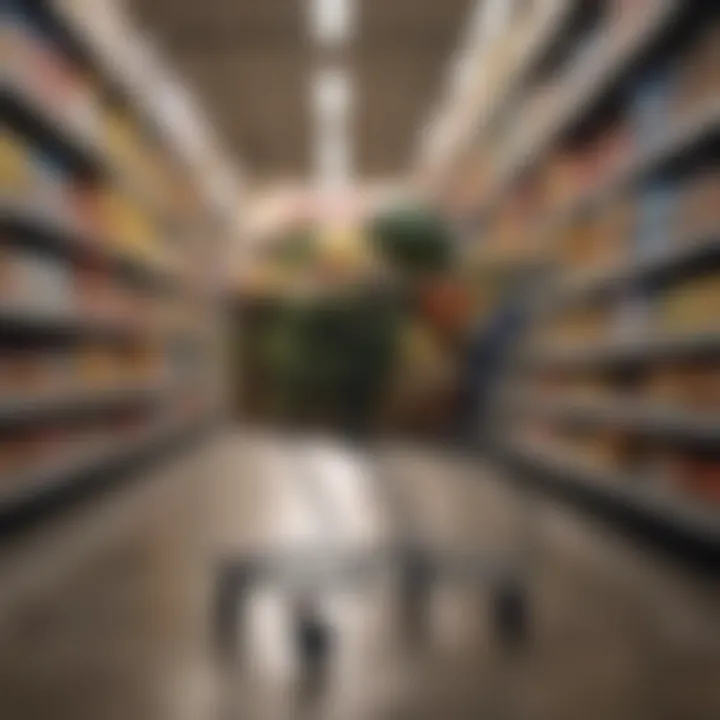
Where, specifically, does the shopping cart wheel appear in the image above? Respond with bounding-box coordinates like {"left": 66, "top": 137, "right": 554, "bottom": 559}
{"left": 492, "top": 576, "right": 530, "bottom": 649}
{"left": 212, "top": 559, "right": 257, "bottom": 663}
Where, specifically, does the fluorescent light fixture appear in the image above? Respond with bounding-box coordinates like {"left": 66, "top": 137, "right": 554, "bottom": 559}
{"left": 312, "top": 67, "right": 352, "bottom": 120}
{"left": 315, "top": 126, "right": 352, "bottom": 189}
{"left": 482, "top": 0, "right": 512, "bottom": 41}
{"left": 312, "top": 68, "right": 353, "bottom": 188}
{"left": 309, "top": 0, "right": 356, "bottom": 46}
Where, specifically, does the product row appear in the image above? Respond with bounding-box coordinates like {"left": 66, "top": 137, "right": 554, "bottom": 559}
{"left": 0, "top": 400, "right": 200, "bottom": 491}
{"left": 0, "top": 242, "right": 206, "bottom": 332}
{"left": 532, "top": 268, "right": 720, "bottom": 351}
{"left": 524, "top": 359, "right": 720, "bottom": 414}
{"left": 555, "top": 169, "right": 718, "bottom": 278}
{"left": 519, "top": 422, "right": 720, "bottom": 506}
{"left": 496, "top": 5, "right": 716, "bottom": 190}
{"left": 4, "top": 2, "right": 189, "bottom": 212}
{"left": 1, "top": 126, "right": 205, "bottom": 282}
{"left": 0, "top": 341, "right": 171, "bottom": 401}
{"left": 473, "top": 12, "right": 717, "bottom": 256}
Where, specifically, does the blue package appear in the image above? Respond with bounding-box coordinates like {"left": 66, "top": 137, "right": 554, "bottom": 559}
{"left": 630, "top": 67, "right": 675, "bottom": 152}
{"left": 635, "top": 180, "right": 679, "bottom": 260}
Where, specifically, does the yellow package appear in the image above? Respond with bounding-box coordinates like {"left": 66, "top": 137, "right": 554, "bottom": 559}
{"left": 661, "top": 274, "right": 720, "bottom": 333}
{"left": 0, "top": 130, "right": 34, "bottom": 196}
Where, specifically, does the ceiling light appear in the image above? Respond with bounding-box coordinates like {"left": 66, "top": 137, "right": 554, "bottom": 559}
{"left": 309, "top": 0, "right": 356, "bottom": 46}
{"left": 312, "top": 69, "right": 353, "bottom": 189}
{"left": 312, "top": 67, "right": 352, "bottom": 120}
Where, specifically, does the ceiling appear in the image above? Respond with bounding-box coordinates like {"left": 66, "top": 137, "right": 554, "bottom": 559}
{"left": 128, "top": 0, "right": 473, "bottom": 183}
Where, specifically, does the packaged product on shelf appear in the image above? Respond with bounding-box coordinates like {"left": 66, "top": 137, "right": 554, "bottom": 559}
{"left": 19, "top": 18, "right": 99, "bottom": 141}
{"left": 125, "top": 343, "right": 164, "bottom": 383}
{"left": 0, "top": 432, "right": 38, "bottom": 481}
{"left": 588, "top": 429, "right": 646, "bottom": 475}
{"left": 674, "top": 169, "right": 720, "bottom": 241}
{"left": 0, "top": 348, "right": 75, "bottom": 398}
{"left": 593, "top": 119, "right": 632, "bottom": 187}
{"left": 74, "top": 264, "right": 111, "bottom": 320}
{"left": 630, "top": 65, "right": 675, "bottom": 151}
{"left": 104, "top": 109, "right": 134, "bottom": 169}
{"left": 30, "top": 147, "right": 74, "bottom": 223}
{"left": 3, "top": 3, "right": 44, "bottom": 90}
{"left": 646, "top": 362, "right": 720, "bottom": 414}
{"left": 547, "top": 141, "right": 596, "bottom": 210}
{"left": 608, "top": 0, "right": 660, "bottom": 35}
{"left": 97, "top": 188, "right": 127, "bottom": 249}
{"left": 77, "top": 344, "right": 121, "bottom": 388}
{"left": 660, "top": 272, "right": 720, "bottom": 334}
{"left": 634, "top": 180, "right": 680, "bottom": 259}
{"left": 672, "top": 24, "right": 720, "bottom": 119}
{"left": 559, "top": 217, "right": 604, "bottom": 274}
{"left": 104, "top": 108, "right": 149, "bottom": 185}
{"left": 71, "top": 182, "right": 106, "bottom": 241}
{"left": 0, "top": 130, "right": 35, "bottom": 201}
{"left": 549, "top": 306, "right": 611, "bottom": 348}
{"left": 0, "top": 246, "right": 75, "bottom": 314}
{"left": 613, "top": 291, "right": 652, "bottom": 342}
{"left": 594, "top": 196, "right": 635, "bottom": 269}
{"left": 659, "top": 452, "right": 720, "bottom": 507}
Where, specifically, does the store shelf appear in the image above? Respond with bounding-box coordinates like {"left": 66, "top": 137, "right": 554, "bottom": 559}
{"left": 475, "top": 0, "right": 679, "bottom": 222}
{"left": 0, "top": 301, "right": 169, "bottom": 342}
{"left": 488, "top": 0, "right": 577, "bottom": 127}
{"left": 553, "top": 99, "right": 720, "bottom": 227}
{"left": 530, "top": 331, "right": 720, "bottom": 370}
{"left": 456, "top": 0, "right": 577, "bottom": 165}
{"left": 5, "top": 78, "right": 166, "bottom": 220}
{"left": 500, "top": 442, "right": 720, "bottom": 566}
{"left": 4, "top": 78, "right": 104, "bottom": 177}
{"left": 548, "top": 228, "right": 720, "bottom": 309}
{"left": 0, "top": 384, "right": 167, "bottom": 426}
{"left": 517, "top": 395, "right": 720, "bottom": 447}
{"left": 0, "top": 417, "right": 209, "bottom": 537}
{"left": 2, "top": 200, "right": 179, "bottom": 292}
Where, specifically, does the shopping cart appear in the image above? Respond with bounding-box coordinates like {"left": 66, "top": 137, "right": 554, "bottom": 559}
{"left": 210, "top": 438, "right": 533, "bottom": 668}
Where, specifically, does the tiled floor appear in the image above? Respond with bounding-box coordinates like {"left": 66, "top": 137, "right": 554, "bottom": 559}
{"left": 0, "top": 431, "right": 718, "bottom": 719}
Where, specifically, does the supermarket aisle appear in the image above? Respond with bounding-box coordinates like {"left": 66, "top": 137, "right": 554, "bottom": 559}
{"left": 0, "top": 432, "right": 718, "bottom": 720}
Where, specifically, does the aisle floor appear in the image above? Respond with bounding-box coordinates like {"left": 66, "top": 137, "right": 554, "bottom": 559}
{"left": 0, "top": 431, "right": 718, "bottom": 720}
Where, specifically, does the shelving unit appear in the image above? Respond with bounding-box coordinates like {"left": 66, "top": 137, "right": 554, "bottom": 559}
{"left": 470, "top": 0, "right": 681, "bottom": 227}
{"left": 511, "top": 394, "right": 719, "bottom": 447}
{"left": 546, "top": 228, "right": 720, "bottom": 309}
{"left": 1, "top": 0, "right": 231, "bottom": 534}
{"left": 438, "top": 0, "right": 720, "bottom": 564}
{"left": 501, "top": 442, "right": 720, "bottom": 567}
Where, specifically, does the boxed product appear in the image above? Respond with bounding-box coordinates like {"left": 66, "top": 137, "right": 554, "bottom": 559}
{"left": 544, "top": 150, "right": 581, "bottom": 211}
{"left": 0, "top": 130, "right": 34, "bottom": 200}
{"left": 634, "top": 180, "right": 681, "bottom": 259}
{"left": 0, "top": 349, "right": 73, "bottom": 398}
{"left": 608, "top": 0, "right": 660, "bottom": 27}
{"left": 674, "top": 169, "right": 720, "bottom": 241}
{"left": 630, "top": 65, "right": 675, "bottom": 152}
{"left": 77, "top": 344, "right": 122, "bottom": 388}
{"left": 659, "top": 452, "right": 720, "bottom": 506}
{"left": 594, "top": 196, "right": 635, "bottom": 269}
{"left": 559, "top": 218, "right": 600, "bottom": 273}
{"left": 71, "top": 182, "right": 107, "bottom": 241}
{"left": 613, "top": 291, "right": 652, "bottom": 342}
{"left": 0, "top": 246, "right": 75, "bottom": 314}
{"left": 31, "top": 147, "right": 73, "bottom": 220}
{"left": 0, "top": 432, "right": 39, "bottom": 481}
{"left": 672, "top": 25, "right": 720, "bottom": 118}
{"left": 593, "top": 119, "right": 633, "bottom": 188}
{"left": 3, "top": 3, "right": 44, "bottom": 90}
{"left": 660, "top": 272, "right": 720, "bottom": 334}
{"left": 645, "top": 362, "right": 720, "bottom": 413}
